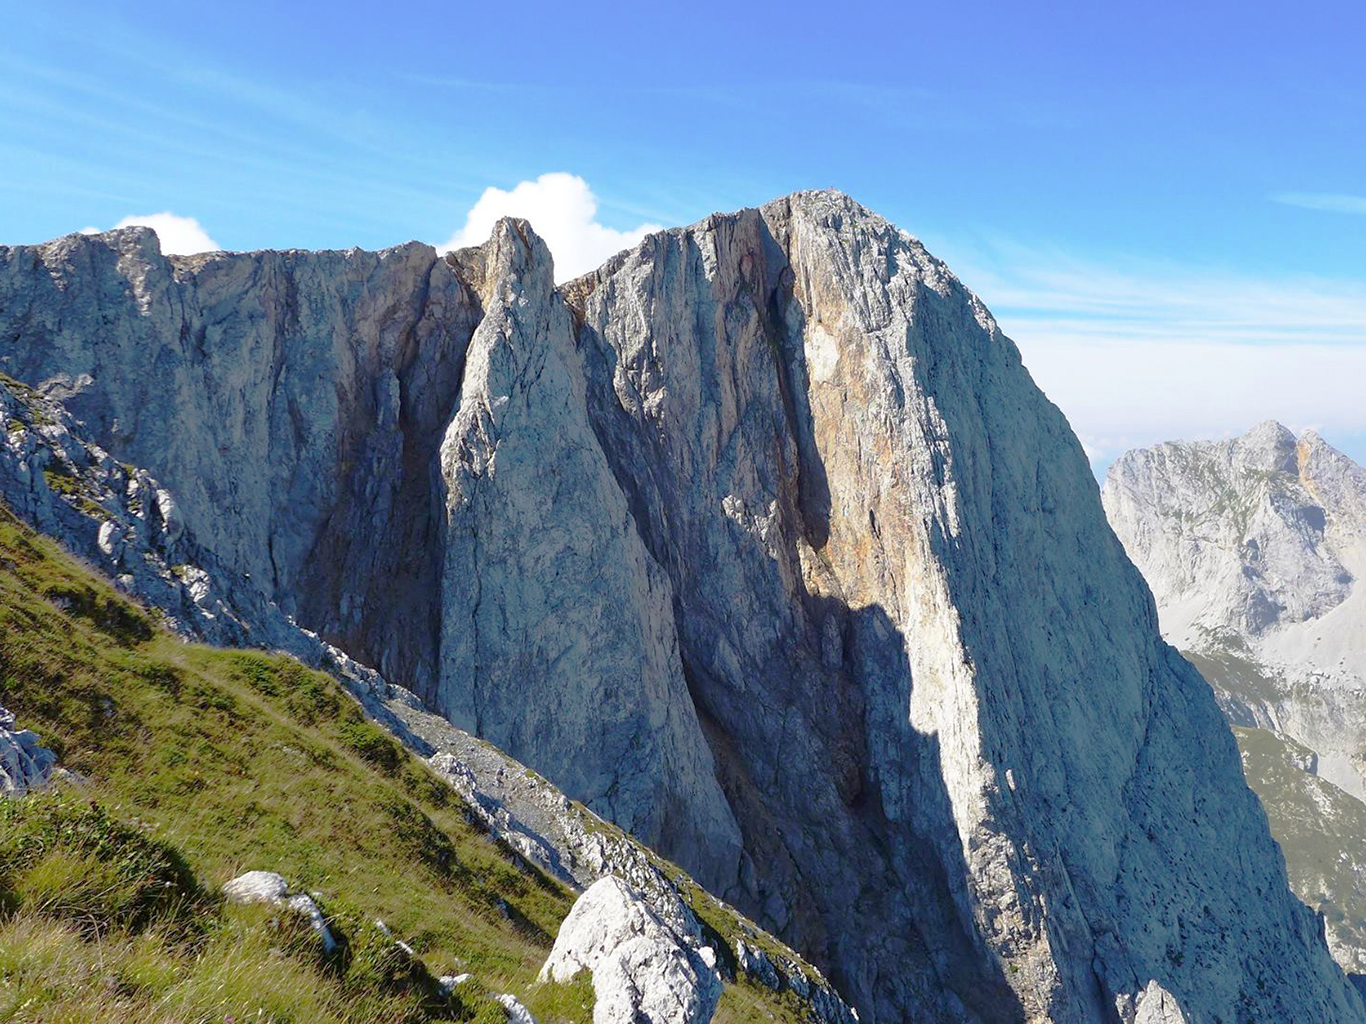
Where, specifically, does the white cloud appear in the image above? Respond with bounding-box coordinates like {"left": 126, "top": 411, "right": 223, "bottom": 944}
{"left": 439, "top": 173, "right": 661, "bottom": 282}
{"left": 1271, "top": 192, "right": 1366, "bottom": 216}
{"left": 82, "top": 213, "right": 221, "bottom": 255}
{"left": 937, "top": 240, "right": 1366, "bottom": 468}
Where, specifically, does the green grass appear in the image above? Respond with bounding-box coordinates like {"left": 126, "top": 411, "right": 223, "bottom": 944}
{"left": 0, "top": 506, "right": 575, "bottom": 1022}
{"left": 41, "top": 466, "right": 83, "bottom": 499}
{"left": 0, "top": 504, "right": 824, "bottom": 1023}
{"left": 1233, "top": 725, "right": 1366, "bottom": 964}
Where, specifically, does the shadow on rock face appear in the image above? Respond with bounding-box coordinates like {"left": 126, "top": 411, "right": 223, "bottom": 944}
{"left": 569, "top": 213, "right": 1027, "bottom": 1023}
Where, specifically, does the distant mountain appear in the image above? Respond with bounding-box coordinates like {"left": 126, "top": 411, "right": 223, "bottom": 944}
{"left": 1104, "top": 422, "right": 1366, "bottom": 971}
{"left": 1, "top": 194, "right": 1360, "bottom": 1022}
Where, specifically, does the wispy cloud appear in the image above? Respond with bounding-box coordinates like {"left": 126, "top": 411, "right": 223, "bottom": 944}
{"left": 400, "top": 74, "right": 548, "bottom": 95}
{"left": 0, "top": 28, "right": 495, "bottom": 242}
{"left": 937, "top": 239, "right": 1366, "bottom": 467}
{"left": 1271, "top": 192, "right": 1366, "bottom": 215}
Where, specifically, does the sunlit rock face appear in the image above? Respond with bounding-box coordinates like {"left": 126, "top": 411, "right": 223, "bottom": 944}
{"left": 2, "top": 194, "right": 1362, "bottom": 1023}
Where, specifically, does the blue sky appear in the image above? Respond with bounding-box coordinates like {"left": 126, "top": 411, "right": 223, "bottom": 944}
{"left": 2, "top": 0, "right": 1364, "bottom": 470}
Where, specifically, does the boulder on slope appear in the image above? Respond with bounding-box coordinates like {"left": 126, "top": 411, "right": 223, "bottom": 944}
{"left": 540, "top": 876, "right": 721, "bottom": 1024}
{"left": 0, "top": 706, "right": 57, "bottom": 796}
{"left": 222, "top": 870, "right": 336, "bottom": 951}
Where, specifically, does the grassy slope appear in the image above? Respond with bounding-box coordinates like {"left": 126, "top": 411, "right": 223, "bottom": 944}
{"left": 0, "top": 507, "right": 807, "bottom": 1023}
{"left": 1233, "top": 725, "right": 1366, "bottom": 973}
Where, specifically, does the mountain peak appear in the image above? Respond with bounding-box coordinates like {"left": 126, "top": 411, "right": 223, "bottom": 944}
{"left": 1245, "top": 418, "right": 1296, "bottom": 442}
{"left": 3, "top": 201, "right": 1361, "bottom": 1023}
{"left": 1235, "top": 419, "right": 1299, "bottom": 472}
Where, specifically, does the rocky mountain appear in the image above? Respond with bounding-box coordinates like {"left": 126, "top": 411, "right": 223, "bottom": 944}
{"left": 1103, "top": 422, "right": 1366, "bottom": 974}
{"left": 2, "top": 192, "right": 1362, "bottom": 1023}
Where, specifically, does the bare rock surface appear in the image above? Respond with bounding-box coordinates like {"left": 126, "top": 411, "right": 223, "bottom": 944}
{"left": 0, "top": 225, "right": 735, "bottom": 893}
{"left": 495, "top": 993, "right": 540, "bottom": 1024}
{"left": 1127, "top": 981, "right": 1189, "bottom": 1024}
{"left": 0, "top": 706, "right": 57, "bottom": 796}
{"left": 1, "top": 196, "right": 1362, "bottom": 1022}
{"left": 435, "top": 223, "right": 740, "bottom": 883}
{"left": 540, "top": 876, "right": 721, "bottom": 1024}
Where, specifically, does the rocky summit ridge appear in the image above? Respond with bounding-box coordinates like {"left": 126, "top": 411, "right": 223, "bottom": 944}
{"left": 1, "top": 192, "right": 1361, "bottom": 1023}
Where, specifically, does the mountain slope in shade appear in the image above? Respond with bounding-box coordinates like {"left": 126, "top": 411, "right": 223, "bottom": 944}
{"left": 1233, "top": 724, "right": 1366, "bottom": 976}
{"left": 1, "top": 194, "right": 1361, "bottom": 1023}
{"left": 1103, "top": 422, "right": 1366, "bottom": 975}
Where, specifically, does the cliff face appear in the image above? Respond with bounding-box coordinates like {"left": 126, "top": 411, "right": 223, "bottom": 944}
{"left": 0, "top": 229, "right": 474, "bottom": 695}
{"left": 1, "top": 193, "right": 1360, "bottom": 1023}
{"left": 0, "top": 223, "right": 739, "bottom": 896}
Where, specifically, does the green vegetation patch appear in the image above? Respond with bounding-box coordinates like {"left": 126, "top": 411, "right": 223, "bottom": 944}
{"left": 0, "top": 794, "right": 209, "bottom": 934}
{"left": 0, "top": 505, "right": 576, "bottom": 1022}
{"left": 0, "top": 503, "right": 822, "bottom": 1023}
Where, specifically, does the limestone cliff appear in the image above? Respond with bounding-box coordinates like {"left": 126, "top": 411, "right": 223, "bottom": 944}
{"left": 1, "top": 193, "right": 1359, "bottom": 1023}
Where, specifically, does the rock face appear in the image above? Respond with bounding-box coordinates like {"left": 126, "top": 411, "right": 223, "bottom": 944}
{"left": 0, "top": 226, "right": 737, "bottom": 891}
{"left": 0, "top": 707, "right": 57, "bottom": 796}
{"left": 1, "top": 194, "right": 1362, "bottom": 1023}
{"left": 435, "top": 227, "right": 740, "bottom": 875}
{"left": 540, "top": 876, "right": 722, "bottom": 1024}
{"left": 1103, "top": 423, "right": 1366, "bottom": 973}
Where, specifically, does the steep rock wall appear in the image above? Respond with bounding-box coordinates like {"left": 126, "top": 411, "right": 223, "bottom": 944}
{"left": 570, "top": 194, "right": 1362, "bottom": 1022}
{"left": 0, "top": 224, "right": 738, "bottom": 892}
{"left": 1, "top": 196, "right": 1360, "bottom": 1023}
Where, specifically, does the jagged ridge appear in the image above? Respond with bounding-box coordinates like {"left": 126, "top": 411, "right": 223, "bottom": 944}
{"left": 1, "top": 194, "right": 1361, "bottom": 1023}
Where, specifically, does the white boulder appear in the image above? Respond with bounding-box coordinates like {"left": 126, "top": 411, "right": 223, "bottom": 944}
{"left": 222, "top": 870, "right": 336, "bottom": 951}
{"left": 540, "top": 876, "right": 721, "bottom": 1024}
{"left": 495, "top": 993, "right": 539, "bottom": 1024}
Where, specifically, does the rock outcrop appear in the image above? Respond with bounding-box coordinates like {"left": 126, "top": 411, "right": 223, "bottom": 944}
{"left": 540, "top": 876, "right": 722, "bottom": 1024}
{"left": 0, "top": 706, "right": 56, "bottom": 796}
{"left": 495, "top": 993, "right": 540, "bottom": 1024}
{"left": 1, "top": 194, "right": 1361, "bottom": 1022}
{"left": 222, "top": 870, "right": 336, "bottom": 951}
